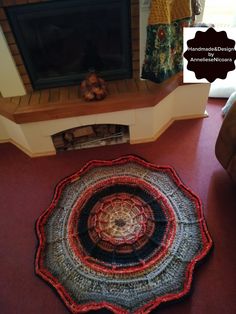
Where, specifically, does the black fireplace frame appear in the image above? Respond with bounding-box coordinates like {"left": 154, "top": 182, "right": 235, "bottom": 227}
{"left": 6, "top": 0, "right": 132, "bottom": 90}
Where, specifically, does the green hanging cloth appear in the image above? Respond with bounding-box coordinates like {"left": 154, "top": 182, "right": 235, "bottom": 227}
{"left": 142, "top": 0, "right": 193, "bottom": 83}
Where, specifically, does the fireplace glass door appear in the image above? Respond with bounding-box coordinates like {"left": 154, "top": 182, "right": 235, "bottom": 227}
{"left": 7, "top": 0, "right": 132, "bottom": 89}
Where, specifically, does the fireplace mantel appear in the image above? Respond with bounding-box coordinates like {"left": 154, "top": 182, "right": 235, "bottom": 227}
{"left": 0, "top": 74, "right": 183, "bottom": 124}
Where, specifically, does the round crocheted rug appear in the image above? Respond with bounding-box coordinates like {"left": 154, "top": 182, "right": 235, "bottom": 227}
{"left": 36, "top": 156, "right": 212, "bottom": 314}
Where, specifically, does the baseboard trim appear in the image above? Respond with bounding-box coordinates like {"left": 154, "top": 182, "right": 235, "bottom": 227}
{"left": 0, "top": 139, "right": 56, "bottom": 158}
{"left": 130, "top": 113, "right": 207, "bottom": 145}
{"left": 1, "top": 112, "right": 207, "bottom": 156}
{"left": 0, "top": 139, "right": 10, "bottom": 143}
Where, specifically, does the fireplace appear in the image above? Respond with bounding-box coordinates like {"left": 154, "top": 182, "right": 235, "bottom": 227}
{"left": 6, "top": 0, "right": 132, "bottom": 90}
{"left": 0, "top": 1, "right": 211, "bottom": 158}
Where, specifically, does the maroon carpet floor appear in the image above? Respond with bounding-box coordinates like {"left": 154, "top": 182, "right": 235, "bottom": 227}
{"left": 0, "top": 98, "right": 236, "bottom": 314}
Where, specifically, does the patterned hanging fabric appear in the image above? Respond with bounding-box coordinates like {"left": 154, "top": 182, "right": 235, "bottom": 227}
{"left": 142, "top": 0, "right": 193, "bottom": 83}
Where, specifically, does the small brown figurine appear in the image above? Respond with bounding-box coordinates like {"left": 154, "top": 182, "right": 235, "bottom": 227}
{"left": 81, "top": 71, "right": 107, "bottom": 101}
